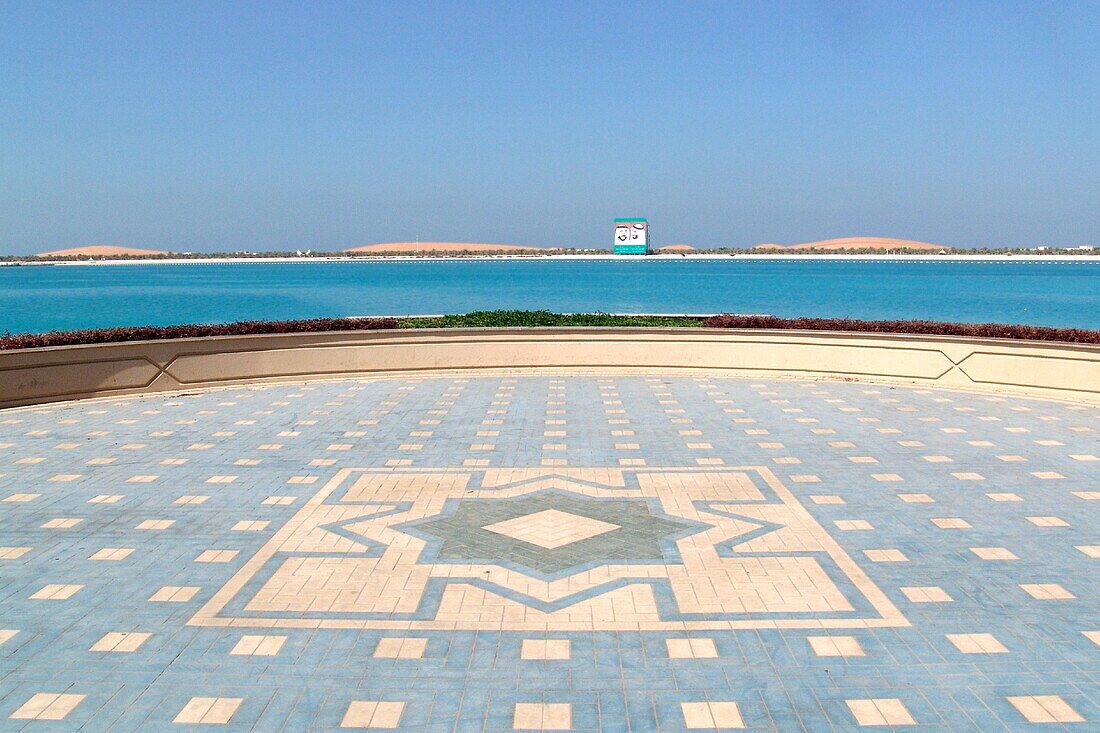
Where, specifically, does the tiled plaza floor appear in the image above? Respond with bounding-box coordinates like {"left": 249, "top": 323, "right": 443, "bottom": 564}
{"left": 0, "top": 374, "right": 1097, "bottom": 731}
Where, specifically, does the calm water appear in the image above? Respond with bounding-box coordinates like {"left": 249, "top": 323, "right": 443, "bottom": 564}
{"left": 0, "top": 259, "right": 1097, "bottom": 333}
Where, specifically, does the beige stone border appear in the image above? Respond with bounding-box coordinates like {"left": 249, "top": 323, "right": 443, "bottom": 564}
{"left": 1, "top": 328, "right": 1097, "bottom": 408}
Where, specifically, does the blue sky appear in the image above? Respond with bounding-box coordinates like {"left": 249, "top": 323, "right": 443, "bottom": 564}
{"left": 2, "top": 1, "right": 1098, "bottom": 253}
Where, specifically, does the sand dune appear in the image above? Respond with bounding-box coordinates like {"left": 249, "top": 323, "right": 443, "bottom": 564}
{"left": 656, "top": 244, "right": 695, "bottom": 252}
{"left": 36, "top": 245, "right": 168, "bottom": 257}
{"left": 346, "top": 242, "right": 542, "bottom": 254}
{"left": 754, "top": 237, "right": 946, "bottom": 251}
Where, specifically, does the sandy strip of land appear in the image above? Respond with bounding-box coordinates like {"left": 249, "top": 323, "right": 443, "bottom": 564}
{"left": 5, "top": 253, "right": 1098, "bottom": 266}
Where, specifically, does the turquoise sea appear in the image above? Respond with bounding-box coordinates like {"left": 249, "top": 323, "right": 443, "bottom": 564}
{"left": 1, "top": 259, "right": 1097, "bottom": 334}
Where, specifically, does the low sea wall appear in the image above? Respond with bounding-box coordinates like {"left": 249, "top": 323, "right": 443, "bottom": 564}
{"left": 1, "top": 328, "right": 1097, "bottom": 408}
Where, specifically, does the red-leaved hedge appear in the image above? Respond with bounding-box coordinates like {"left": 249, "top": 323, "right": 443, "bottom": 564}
{"left": 0, "top": 317, "right": 399, "bottom": 350}
{"left": 1, "top": 313, "right": 1097, "bottom": 350}
{"left": 701, "top": 315, "right": 1100, "bottom": 344}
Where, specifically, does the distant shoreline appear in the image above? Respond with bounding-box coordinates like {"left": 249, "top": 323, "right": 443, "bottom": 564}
{"left": 3, "top": 252, "right": 1100, "bottom": 266}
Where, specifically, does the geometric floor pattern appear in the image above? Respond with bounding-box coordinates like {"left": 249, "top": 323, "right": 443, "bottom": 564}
{"left": 0, "top": 375, "right": 1096, "bottom": 730}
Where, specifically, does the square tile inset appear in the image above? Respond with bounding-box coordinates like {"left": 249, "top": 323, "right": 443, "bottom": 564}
{"left": 846, "top": 698, "right": 916, "bottom": 726}
{"left": 173, "top": 697, "right": 243, "bottom": 724}
{"left": 341, "top": 701, "right": 406, "bottom": 728}
{"left": 10, "top": 693, "right": 85, "bottom": 721}
{"left": 513, "top": 703, "right": 571, "bottom": 730}
{"left": 1006, "top": 695, "right": 1084, "bottom": 723}
{"left": 521, "top": 639, "right": 571, "bottom": 660}
{"left": 681, "top": 701, "right": 745, "bottom": 729}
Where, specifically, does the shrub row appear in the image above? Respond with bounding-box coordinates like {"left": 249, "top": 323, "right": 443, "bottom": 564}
{"left": 0, "top": 317, "right": 398, "bottom": 350}
{"left": 702, "top": 314, "right": 1100, "bottom": 344}
{"left": 1, "top": 311, "right": 1096, "bottom": 350}
{"left": 398, "top": 310, "right": 707, "bottom": 329}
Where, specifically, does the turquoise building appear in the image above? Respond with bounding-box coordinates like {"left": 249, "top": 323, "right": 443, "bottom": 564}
{"left": 613, "top": 218, "right": 649, "bottom": 255}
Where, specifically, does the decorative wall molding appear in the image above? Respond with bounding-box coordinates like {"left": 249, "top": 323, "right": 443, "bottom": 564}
{"left": 2, "top": 328, "right": 1097, "bottom": 408}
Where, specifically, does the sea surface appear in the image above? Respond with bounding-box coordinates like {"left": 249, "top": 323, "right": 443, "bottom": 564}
{"left": 1, "top": 259, "right": 1097, "bottom": 333}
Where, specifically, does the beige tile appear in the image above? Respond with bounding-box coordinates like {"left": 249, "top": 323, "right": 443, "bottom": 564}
{"left": 897, "top": 493, "right": 934, "bottom": 503}
{"left": 9, "top": 692, "right": 86, "bottom": 721}
{"left": 900, "top": 586, "right": 953, "bottom": 603}
{"left": 175, "top": 495, "right": 210, "bottom": 505}
{"left": 1026, "top": 516, "right": 1069, "bottom": 527}
{"left": 666, "top": 638, "right": 719, "bottom": 659}
{"left": 373, "top": 637, "right": 427, "bottom": 659}
{"left": 946, "top": 633, "right": 1007, "bottom": 654}
{"left": 231, "top": 634, "right": 287, "bottom": 656}
{"left": 196, "top": 550, "right": 239, "bottom": 563}
{"left": 1076, "top": 546, "right": 1100, "bottom": 558}
{"left": 809, "top": 494, "right": 844, "bottom": 504}
{"left": 513, "top": 703, "right": 571, "bottom": 730}
{"left": 1006, "top": 695, "right": 1085, "bottom": 723}
{"left": 232, "top": 520, "right": 271, "bottom": 531}
{"left": 0, "top": 546, "right": 32, "bottom": 560}
{"left": 986, "top": 493, "right": 1023, "bottom": 502}
{"left": 970, "top": 547, "right": 1018, "bottom": 560}
{"left": 30, "top": 584, "right": 83, "bottom": 600}
{"left": 681, "top": 701, "right": 745, "bottom": 729}
{"left": 173, "top": 697, "right": 243, "bottom": 724}
{"left": 136, "top": 519, "right": 174, "bottom": 530}
{"left": 90, "top": 631, "right": 151, "bottom": 653}
{"left": 87, "top": 494, "right": 124, "bottom": 504}
{"left": 931, "top": 517, "right": 971, "bottom": 529}
{"left": 149, "top": 586, "right": 199, "bottom": 602}
{"left": 263, "top": 496, "right": 297, "bottom": 506}
{"left": 0, "top": 629, "right": 18, "bottom": 645}
{"left": 3, "top": 493, "right": 39, "bottom": 503}
{"left": 1020, "top": 583, "right": 1075, "bottom": 600}
{"left": 484, "top": 510, "right": 618, "bottom": 549}
{"left": 863, "top": 549, "right": 908, "bottom": 562}
{"left": 520, "top": 639, "right": 571, "bottom": 660}
{"left": 834, "top": 519, "right": 873, "bottom": 531}
{"left": 341, "top": 701, "right": 406, "bottom": 728}
{"left": 89, "top": 547, "right": 134, "bottom": 561}
{"left": 846, "top": 698, "right": 916, "bottom": 726}
{"left": 41, "top": 518, "right": 82, "bottom": 529}
{"left": 807, "top": 636, "right": 864, "bottom": 657}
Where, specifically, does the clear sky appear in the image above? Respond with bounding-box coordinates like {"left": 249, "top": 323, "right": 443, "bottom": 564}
{"left": 2, "top": 1, "right": 1098, "bottom": 253}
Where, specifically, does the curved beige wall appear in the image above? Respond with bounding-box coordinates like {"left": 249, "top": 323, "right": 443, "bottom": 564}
{"left": 1, "top": 328, "right": 1097, "bottom": 408}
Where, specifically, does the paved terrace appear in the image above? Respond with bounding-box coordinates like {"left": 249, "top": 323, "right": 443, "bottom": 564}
{"left": 0, "top": 375, "right": 1097, "bottom": 731}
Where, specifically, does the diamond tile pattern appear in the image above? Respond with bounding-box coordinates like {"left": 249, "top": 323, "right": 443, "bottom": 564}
{"left": 483, "top": 509, "right": 620, "bottom": 549}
